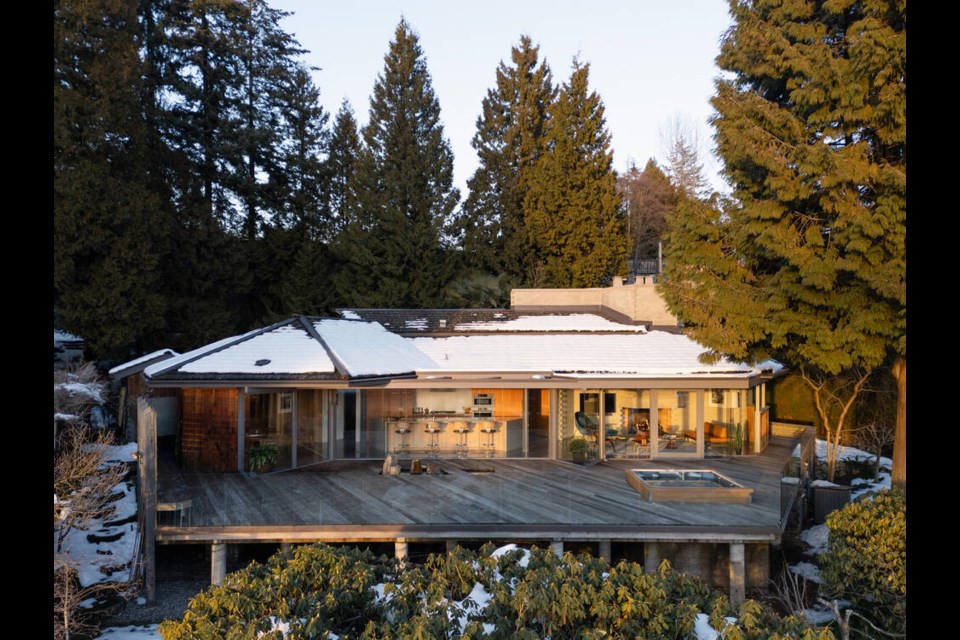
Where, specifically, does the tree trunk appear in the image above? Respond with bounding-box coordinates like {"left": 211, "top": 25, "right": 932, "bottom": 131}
{"left": 891, "top": 355, "right": 906, "bottom": 493}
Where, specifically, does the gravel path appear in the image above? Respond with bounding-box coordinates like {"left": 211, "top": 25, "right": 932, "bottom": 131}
{"left": 103, "top": 577, "right": 209, "bottom": 627}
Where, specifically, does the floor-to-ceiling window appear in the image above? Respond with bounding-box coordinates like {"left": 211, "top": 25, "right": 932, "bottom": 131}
{"left": 603, "top": 389, "right": 651, "bottom": 459}
{"left": 655, "top": 390, "right": 696, "bottom": 455}
{"left": 245, "top": 392, "right": 293, "bottom": 470}
{"left": 526, "top": 389, "right": 550, "bottom": 457}
{"left": 296, "top": 390, "right": 326, "bottom": 466}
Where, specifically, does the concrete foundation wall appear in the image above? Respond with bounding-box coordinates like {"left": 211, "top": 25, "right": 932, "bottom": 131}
{"left": 645, "top": 541, "right": 769, "bottom": 592}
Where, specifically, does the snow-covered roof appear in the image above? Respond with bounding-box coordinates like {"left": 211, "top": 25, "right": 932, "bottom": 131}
{"left": 312, "top": 319, "right": 437, "bottom": 377}
{"left": 409, "top": 331, "right": 779, "bottom": 378}
{"left": 145, "top": 317, "right": 437, "bottom": 381}
{"left": 453, "top": 314, "right": 647, "bottom": 333}
{"left": 108, "top": 349, "right": 180, "bottom": 377}
{"left": 143, "top": 316, "right": 781, "bottom": 384}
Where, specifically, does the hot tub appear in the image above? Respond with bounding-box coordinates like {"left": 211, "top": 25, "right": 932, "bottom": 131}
{"left": 625, "top": 469, "right": 753, "bottom": 504}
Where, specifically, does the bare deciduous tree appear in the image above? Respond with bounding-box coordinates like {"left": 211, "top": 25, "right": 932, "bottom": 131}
{"left": 54, "top": 362, "right": 131, "bottom": 640}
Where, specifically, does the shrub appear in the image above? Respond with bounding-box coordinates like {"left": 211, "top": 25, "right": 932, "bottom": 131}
{"left": 160, "top": 543, "right": 834, "bottom": 639}
{"left": 820, "top": 489, "right": 906, "bottom": 636}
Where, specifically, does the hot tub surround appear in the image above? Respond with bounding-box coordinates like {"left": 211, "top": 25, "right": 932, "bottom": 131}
{"left": 625, "top": 469, "right": 754, "bottom": 504}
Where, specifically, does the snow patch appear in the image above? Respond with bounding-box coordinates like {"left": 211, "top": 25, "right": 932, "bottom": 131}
{"left": 789, "top": 561, "right": 822, "bottom": 584}
{"left": 800, "top": 524, "right": 829, "bottom": 556}
{"left": 93, "top": 625, "right": 160, "bottom": 640}
{"left": 339, "top": 309, "right": 361, "bottom": 320}
{"left": 56, "top": 382, "right": 105, "bottom": 404}
{"left": 802, "top": 606, "right": 837, "bottom": 625}
{"left": 56, "top": 445, "right": 139, "bottom": 588}
{"left": 693, "top": 613, "right": 738, "bottom": 640}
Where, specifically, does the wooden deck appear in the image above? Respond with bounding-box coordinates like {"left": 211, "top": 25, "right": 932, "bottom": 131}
{"left": 155, "top": 435, "right": 801, "bottom": 545}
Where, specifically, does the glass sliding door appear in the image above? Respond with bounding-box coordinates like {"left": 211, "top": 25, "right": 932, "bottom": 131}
{"left": 526, "top": 389, "right": 549, "bottom": 457}
{"left": 245, "top": 392, "right": 293, "bottom": 470}
{"left": 296, "top": 390, "right": 326, "bottom": 466}
{"left": 654, "top": 390, "right": 696, "bottom": 455}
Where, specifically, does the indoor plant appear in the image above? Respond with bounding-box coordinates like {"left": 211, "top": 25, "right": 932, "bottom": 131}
{"left": 247, "top": 442, "right": 279, "bottom": 473}
{"left": 732, "top": 423, "right": 744, "bottom": 456}
{"left": 568, "top": 437, "right": 592, "bottom": 463}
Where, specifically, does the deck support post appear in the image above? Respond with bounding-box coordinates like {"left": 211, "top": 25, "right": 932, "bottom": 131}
{"left": 211, "top": 541, "right": 227, "bottom": 586}
{"left": 550, "top": 540, "right": 564, "bottom": 557}
{"left": 729, "top": 542, "right": 745, "bottom": 606}
{"left": 446, "top": 539, "right": 458, "bottom": 554}
{"left": 599, "top": 540, "right": 612, "bottom": 563}
{"left": 644, "top": 542, "right": 659, "bottom": 573}
{"left": 395, "top": 538, "right": 408, "bottom": 566}
{"left": 280, "top": 543, "right": 292, "bottom": 553}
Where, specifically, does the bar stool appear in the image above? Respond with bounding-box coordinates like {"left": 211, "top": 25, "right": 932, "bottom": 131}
{"left": 450, "top": 421, "right": 471, "bottom": 458}
{"left": 422, "top": 420, "right": 441, "bottom": 457}
{"left": 394, "top": 421, "right": 411, "bottom": 455}
{"left": 477, "top": 420, "right": 498, "bottom": 458}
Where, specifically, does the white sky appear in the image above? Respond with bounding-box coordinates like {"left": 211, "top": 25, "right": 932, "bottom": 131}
{"left": 269, "top": 0, "right": 734, "bottom": 196}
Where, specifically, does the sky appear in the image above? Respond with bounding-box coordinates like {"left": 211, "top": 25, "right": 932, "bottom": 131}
{"left": 268, "top": 0, "right": 735, "bottom": 196}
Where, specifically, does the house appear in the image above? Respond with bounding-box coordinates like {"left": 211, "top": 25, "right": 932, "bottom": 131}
{"left": 109, "top": 349, "right": 179, "bottom": 443}
{"left": 133, "top": 288, "right": 814, "bottom": 605}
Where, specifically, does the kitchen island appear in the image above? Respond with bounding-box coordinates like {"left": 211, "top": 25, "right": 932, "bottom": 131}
{"left": 385, "top": 414, "right": 523, "bottom": 458}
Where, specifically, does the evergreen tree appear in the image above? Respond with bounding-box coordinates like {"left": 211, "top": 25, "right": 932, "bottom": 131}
{"left": 323, "top": 99, "right": 362, "bottom": 240}
{"left": 660, "top": 0, "right": 905, "bottom": 487}
{"left": 524, "top": 60, "right": 628, "bottom": 287}
{"left": 334, "top": 19, "right": 460, "bottom": 307}
{"left": 54, "top": 0, "right": 169, "bottom": 359}
{"left": 617, "top": 159, "right": 675, "bottom": 269}
{"left": 255, "top": 65, "right": 332, "bottom": 320}
{"left": 450, "top": 36, "right": 555, "bottom": 281}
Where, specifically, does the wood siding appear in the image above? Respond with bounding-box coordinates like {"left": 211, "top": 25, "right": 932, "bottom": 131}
{"left": 180, "top": 388, "right": 238, "bottom": 472}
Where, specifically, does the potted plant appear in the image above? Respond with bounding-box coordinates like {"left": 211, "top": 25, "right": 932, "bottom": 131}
{"left": 247, "top": 442, "right": 279, "bottom": 473}
{"left": 568, "top": 437, "right": 592, "bottom": 464}
{"left": 732, "top": 423, "right": 744, "bottom": 456}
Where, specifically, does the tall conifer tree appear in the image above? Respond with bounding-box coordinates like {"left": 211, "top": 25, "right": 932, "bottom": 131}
{"left": 54, "top": 0, "right": 169, "bottom": 358}
{"left": 660, "top": 0, "right": 906, "bottom": 487}
{"left": 524, "top": 61, "right": 627, "bottom": 287}
{"left": 334, "top": 19, "right": 459, "bottom": 307}
{"left": 451, "top": 36, "right": 555, "bottom": 281}
{"left": 324, "top": 99, "right": 362, "bottom": 240}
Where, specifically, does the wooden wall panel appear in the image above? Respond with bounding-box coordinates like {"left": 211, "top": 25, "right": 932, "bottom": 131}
{"left": 180, "top": 388, "right": 238, "bottom": 472}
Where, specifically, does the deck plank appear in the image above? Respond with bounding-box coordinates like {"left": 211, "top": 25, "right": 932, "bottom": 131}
{"left": 157, "top": 436, "right": 801, "bottom": 542}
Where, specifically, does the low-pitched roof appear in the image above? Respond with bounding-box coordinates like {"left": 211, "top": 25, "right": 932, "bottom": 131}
{"left": 410, "top": 331, "right": 777, "bottom": 377}
{"left": 108, "top": 349, "right": 180, "bottom": 379}
{"left": 143, "top": 313, "right": 782, "bottom": 385}
{"left": 144, "top": 316, "right": 435, "bottom": 382}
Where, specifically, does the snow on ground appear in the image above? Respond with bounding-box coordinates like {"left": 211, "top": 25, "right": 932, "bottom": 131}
{"left": 788, "top": 439, "right": 892, "bottom": 586}
{"left": 94, "top": 625, "right": 160, "bottom": 640}
{"left": 693, "top": 613, "right": 737, "bottom": 640}
{"left": 801, "top": 523, "right": 830, "bottom": 556}
{"left": 56, "top": 381, "right": 105, "bottom": 404}
{"left": 57, "top": 443, "right": 139, "bottom": 588}
{"left": 802, "top": 607, "right": 837, "bottom": 625}
{"left": 814, "top": 439, "right": 892, "bottom": 469}
{"left": 789, "top": 561, "right": 823, "bottom": 584}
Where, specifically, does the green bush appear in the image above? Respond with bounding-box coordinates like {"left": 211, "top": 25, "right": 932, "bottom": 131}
{"left": 820, "top": 490, "right": 906, "bottom": 636}
{"left": 160, "top": 543, "right": 834, "bottom": 639}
